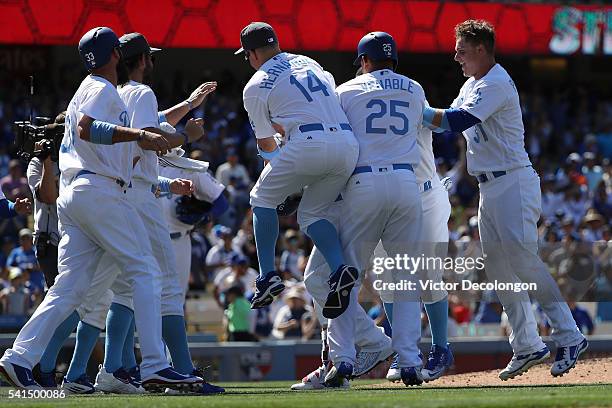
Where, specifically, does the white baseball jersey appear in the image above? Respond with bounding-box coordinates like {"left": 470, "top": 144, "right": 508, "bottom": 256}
{"left": 335, "top": 69, "right": 424, "bottom": 168}
{"left": 450, "top": 64, "right": 531, "bottom": 175}
{"left": 243, "top": 52, "right": 349, "bottom": 138}
{"left": 118, "top": 80, "right": 160, "bottom": 185}
{"left": 159, "top": 165, "right": 225, "bottom": 233}
{"left": 60, "top": 75, "right": 132, "bottom": 188}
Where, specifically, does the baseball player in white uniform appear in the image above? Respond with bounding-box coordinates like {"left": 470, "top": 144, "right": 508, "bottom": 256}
{"left": 423, "top": 20, "right": 586, "bottom": 380}
{"left": 237, "top": 22, "right": 360, "bottom": 317}
{"left": 0, "top": 27, "right": 198, "bottom": 390}
{"left": 159, "top": 144, "right": 227, "bottom": 299}
{"left": 384, "top": 125, "right": 454, "bottom": 383}
{"left": 63, "top": 32, "right": 222, "bottom": 394}
{"left": 295, "top": 124, "right": 455, "bottom": 389}
{"left": 303, "top": 32, "right": 426, "bottom": 387}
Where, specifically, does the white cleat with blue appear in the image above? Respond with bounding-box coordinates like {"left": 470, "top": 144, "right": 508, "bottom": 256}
{"left": 551, "top": 338, "right": 588, "bottom": 377}
{"left": 499, "top": 346, "right": 550, "bottom": 381}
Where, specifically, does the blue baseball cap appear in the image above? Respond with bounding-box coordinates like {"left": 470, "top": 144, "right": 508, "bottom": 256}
{"left": 78, "top": 27, "right": 120, "bottom": 71}
{"left": 354, "top": 31, "right": 398, "bottom": 67}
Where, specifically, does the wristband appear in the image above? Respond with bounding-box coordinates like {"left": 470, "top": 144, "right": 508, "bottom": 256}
{"left": 90, "top": 121, "right": 116, "bottom": 145}
{"left": 186, "top": 100, "right": 194, "bottom": 110}
{"left": 136, "top": 129, "right": 145, "bottom": 142}
{"left": 157, "top": 176, "right": 172, "bottom": 193}
{"left": 257, "top": 145, "right": 280, "bottom": 161}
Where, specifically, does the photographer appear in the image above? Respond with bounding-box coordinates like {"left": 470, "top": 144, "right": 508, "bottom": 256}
{"left": 25, "top": 113, "right": 63, "bottom": 289}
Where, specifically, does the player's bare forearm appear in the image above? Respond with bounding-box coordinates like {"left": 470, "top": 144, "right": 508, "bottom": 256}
{"left": 145, "top": 127, "right": 186, "bottom": 148}
{"left": 78, "top": 116, "right": 140, "bottom": 143}
{"left": 257, "top": 136, "right": 277, "bottom": 152}
{"left": 37, "top": 157, "right": 58, "bottom": 204}
{"left": 162, "top": 82, "right": 217, "bottom": 126}
{"left": 161, "top": 104, "right": 190, "bottom": 127}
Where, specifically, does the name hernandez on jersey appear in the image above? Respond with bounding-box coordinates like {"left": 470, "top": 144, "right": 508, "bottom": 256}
{"left": 243, "top": 52, "right": 349, "bottom": 139}
{"left": 119, "top": 80, "right": 160, "bottom": 185}
{"left": 60, "top": 75, "right": 133, "bottom": 189}
{"left": 335, "top": 69, "right": 424, "bottom": 169}
{"left": 450, "top": 64, "right": 531, "bottom": 175}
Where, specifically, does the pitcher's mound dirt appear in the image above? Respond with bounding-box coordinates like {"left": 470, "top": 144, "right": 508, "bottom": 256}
{"left": 370, "top": 357, "right": 612, "bottom": 388}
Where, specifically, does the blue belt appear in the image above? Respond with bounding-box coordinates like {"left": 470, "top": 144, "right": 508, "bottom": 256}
{"left": 170, "top": 232, "right": 182, "bottom": 240}
{"left": 352, "top": 163, "right": 414, "bottom": 176}
{"left": 76, "top": 169, "right": 126, "bottom": 188}
{"left": 298, "top": 123, "right": 352, "bottom": 133}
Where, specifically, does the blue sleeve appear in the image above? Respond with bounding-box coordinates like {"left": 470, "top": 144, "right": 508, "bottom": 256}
{"left": 423, "top": 107, "right": 481, "bottom": 133}
{"left": 158, "top": 112, "right": 167, "bottom": 124}
{"left": 445, "top": 108, "right": 481, "bottom": 132}
{"left": 210, "top": 194, "right": 229, "bottom": 218}
{"left": 6, "top": 248, "right": 17, "bottom": 267}
{"left": 0, "top": 199, "right": 17, "bottom": 219}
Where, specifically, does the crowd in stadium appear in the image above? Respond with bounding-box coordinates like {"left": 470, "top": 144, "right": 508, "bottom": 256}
{"left": 0, "top": 64, "right": 611, "bottom": 341}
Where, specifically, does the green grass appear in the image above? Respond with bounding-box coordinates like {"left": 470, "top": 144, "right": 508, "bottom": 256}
{"left": 1, "top": 381, "right": 611, "bottom": 408}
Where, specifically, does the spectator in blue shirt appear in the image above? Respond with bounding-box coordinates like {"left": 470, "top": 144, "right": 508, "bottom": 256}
{"left": 568, "top": 301, "right": 595, "bottom": 335}
{"left": 6, "top": 229, "right": 44, "bottom": 295}
{"left": 0, "top": 187, "right": 31, "bottom": 219}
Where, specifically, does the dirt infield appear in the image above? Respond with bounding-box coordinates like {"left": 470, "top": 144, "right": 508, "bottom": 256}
{"left": 373, "top": 357, "right": 612, "bottom": 388}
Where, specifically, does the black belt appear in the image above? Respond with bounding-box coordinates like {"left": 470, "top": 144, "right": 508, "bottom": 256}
{"left": 75, "top": 169, "right": 126, "bottom": 188}
{"left": 476, "top": 171, "right": 507, "bottom": 183}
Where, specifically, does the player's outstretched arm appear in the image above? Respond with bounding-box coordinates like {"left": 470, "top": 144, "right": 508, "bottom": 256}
{"left": 77, "top": 114, "right": 171, "bottom": 154}
{"left": 160, "top": 82, "right": 217, "bottom": 127}
{"left": 144, "top": 118, "right": 204, "bottom": 148}
{"left": 422, "top": 106, "right": 481, "bottom": 133}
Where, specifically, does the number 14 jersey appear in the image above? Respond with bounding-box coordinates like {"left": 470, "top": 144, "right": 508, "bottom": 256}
{"left": 243, "top": 52, "right": 350, "bottom": 139}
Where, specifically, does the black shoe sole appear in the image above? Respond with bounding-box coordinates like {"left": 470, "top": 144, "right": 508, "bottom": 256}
{"left": 322, "top": 267, "right": 358, "bottom": 319}
{"left": 250, "top": 283, "right": 285, "bottom": 309}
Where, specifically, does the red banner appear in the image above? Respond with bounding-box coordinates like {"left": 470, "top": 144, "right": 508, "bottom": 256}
{"left": 0, "top": 1, "right": 610, "bottom": 55}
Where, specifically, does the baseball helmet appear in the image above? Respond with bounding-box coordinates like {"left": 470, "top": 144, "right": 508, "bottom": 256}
{"left": 78, "top": 27, "right": 120, "bottom": 71}
{"left": 353, "top": 31, "right": 398, "bottom": 67}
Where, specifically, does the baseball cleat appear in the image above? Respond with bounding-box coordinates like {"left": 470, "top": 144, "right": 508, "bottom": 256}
{"left": 386, "top": 355, "right": 400, "bottom": 382}
{"left": 251, "top": 272, "right": 285, "bottom": 309}
{"left": 127, "top": 365, "right": 141, "bottom": 383}
{"left": 36, "top": 371, "right": 58, "bottom": 388}
{"left": 353, "top": 344, "right": 395, "bottom": 378}
{"left": 164, "top": 367, "right": 225, "bottom": 395}
{"left": 400, "top": 366, "right": 423, "bottom": 386}
{"left": 324, "top": 362, "right": 353, "bottom": 387}
{"left": 422, "top": 344, "right": 454, "bottom": 382}
{"left": 0, "top": 360, "right": 42, "bottom": 390}
{"left": 550, "top": 338, "right": 588, "bottom": 377}
{"left": 61, "top": 375, "right": 96, "bottom": 394}
{"left": 94, "top": 365, "right": 145, "bottom": 394}
{"left": 291, "top": 364, "right": 348, "bottom": 390}
{"left": 498, "top": 346, "right": 550, "bottom": 381}
{"left": 141, "top": 367, "right": 202, "bottom": 393}
{"left": 322, "top": 265, "right": 359, "bottom": 319}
